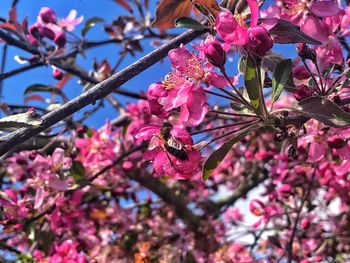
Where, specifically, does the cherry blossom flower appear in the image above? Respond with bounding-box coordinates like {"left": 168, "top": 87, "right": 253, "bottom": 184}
{"left": 216, "top": 0, "right": 273, "bottom": 56}
{"left": 134, "top": 124, "right": 200, "bottom": 179}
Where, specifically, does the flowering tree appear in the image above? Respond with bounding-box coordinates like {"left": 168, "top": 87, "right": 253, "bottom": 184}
{"left": 1, "top": 0, "right": 350, "bottom": 262}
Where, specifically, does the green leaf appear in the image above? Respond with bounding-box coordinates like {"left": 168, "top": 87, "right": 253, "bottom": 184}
{"left": 70, "top": 161, "right": 88, "bottom": 186}
{"left": 298, "top": 97, "right": 350, "bottom": 128}
{"left": 82, "top": 17, "right": 105, "bottom": 37}
{"left": 175, "top": 17, "right": 206, "bottom": 30}
{"left": 238, "top": 57, "right": 247, "bottom": 75}
{"left": 24, "top": 84, "right": 68, "bottom": 102}
{"left": 243, "top": 56, "right": 265, "bottom": 115}
{"left": 202, "top": 124, "right": 260, "bottom": 180}
{"left": 0, "top": 111, "right": 42, "bottom": 131}
{"left": 271, "top": 59, "right": 293, "bottom": 102}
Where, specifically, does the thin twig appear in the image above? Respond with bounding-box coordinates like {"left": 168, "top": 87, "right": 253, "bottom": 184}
{"left": 287, "top": 167, "right": 316, "bottom": 263}
{"left": 0, "top": 44, "right": 8, "bottom": 98}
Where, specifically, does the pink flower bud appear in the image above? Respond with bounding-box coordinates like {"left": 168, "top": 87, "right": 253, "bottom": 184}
{"left": 39, "top": 7, "right": 57, "bottom": 24}
{"left": 246, "top": 26, "right": 273, "bottom": 56}
{"left": 300, "top": 217, "right": 310, "bottom": 229}
{"left": 297, "top": 43, "right": 316, "bottom": 61}
{"left": 203, "top": 36, "right": 226, "bottom": 68}
{"left": 52, "top": 68, "right": 63, "bottom": 80}
{"left": 278, "top": 184, "right": 293, "bottom": 198}
{"left": 29, "top": 24, "right": 55, "bottom": 40}
{"left": 146, "top": 83, "right": 169, "bottom": 118}
{"left": 54, "top": 31, "right": 66, "bottom": 48}
{"left": 293, "top": 84, "right": 314, "bottom": 101}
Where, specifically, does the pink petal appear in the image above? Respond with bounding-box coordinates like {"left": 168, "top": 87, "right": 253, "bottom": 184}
{"left": 134, "top": 124, "right": 160, "bottom": 143}
{"left": 216, "top": 11, "right": 248, "bottom": 45}
{"left": 185, "top": 86, "right": 209, "bottom": 126}
{"left": 205, "top": 72, "right": 238, "bottom": 88}
{"left": 247, "top": 0, "right": 259, "bottom": 27}
{"left": 310, "top": 1, "right": 341, "bottom": 17}
{"left": 34, "top": 187, "right": 45, "bottom": 209}
{"left": 301, "top": 16, "right": 329, "bottom": 45}
{"left": 48, "top": 176, "right": 68, "bottom": 191}
{"left": 308, "top": 141, "right": 326, "bottom": 162}
{"left": 168, "top": 44, "right": 193, "bottom": 73}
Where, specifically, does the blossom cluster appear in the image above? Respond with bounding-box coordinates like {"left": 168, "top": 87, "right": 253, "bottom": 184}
{"left": 2, "top": 0, "right": 350, "bottom": 262}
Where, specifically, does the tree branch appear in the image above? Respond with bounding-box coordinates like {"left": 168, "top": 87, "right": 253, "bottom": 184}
{"left": 0, "top": 28, "right": 207, "bottom": 155}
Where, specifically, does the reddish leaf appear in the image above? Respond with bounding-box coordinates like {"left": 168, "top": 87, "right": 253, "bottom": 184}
{"left": 151, "top": 0, "right": 192, "bottom": 30}
{"left": 114, "top": 0, "right": 133, "bottom": 13}
{"left": 21, "top": 17, "right": 28, "bottom": 33}
{"left": 24, "top": 94, "right": 46, "bottom": 103}
{"left": 8, "top": 7, "right": 20, "bottom": 31}
{"left": 9, "top": 7, "right": 18, "bottom": 26}
{"left": 194, "top": 0, "right": 220, "bottom": 15}
{"left": 0, "top": 22, "right": 17, "bottom": 32}
{"left": 56, "top": 74, "right": 72, "bottom": 89}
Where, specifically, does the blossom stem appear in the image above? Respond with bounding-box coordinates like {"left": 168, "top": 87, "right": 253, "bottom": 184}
{"left": 220, "top": 67, "right": 255, "bottom": 112}
{"left": 314, "top": 61, "right": 325, "bottom": 94}
{"left": 204, "top": 89, "right": 241, "bottom": 102}
{"left": 190, "top": 120, "right": 257, "bottom": 135}
{"left": 209, "top": 110, "right": 259, "bottom": 118}
{"left": 301, "top": 59, "right": 322, "bottom": 94}
{"left": 202, "top": 120, "right": 261, "bottom": 148}
{"left": 213, "top": 86, "right": 244, "bottom": 103}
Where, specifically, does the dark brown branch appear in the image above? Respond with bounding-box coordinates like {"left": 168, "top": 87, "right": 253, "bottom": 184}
{"left": 0, "top": 28, "right": 207, "bottom": 156}
{"left": 130, "top": 172, "right": 201, "bottom": 232}
{"left": 0, "top": 30, "right": 41, "bottom": 56}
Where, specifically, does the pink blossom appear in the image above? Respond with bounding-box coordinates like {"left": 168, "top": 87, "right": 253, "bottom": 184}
{"left": 216, "top": 11, "right": 248, "bottom": 45}
{"left": 216, "top": 0, "right": 273, "bottom": 56}
{"left": 49, "top": 240, "right": 87, "bottom": 263}
{"left": 134, "top": 124, "right": 200, "bottom": 179}
{"left": 57, "top": 10, "right": 84, "bottom": 32}
{"left": 201, "top": 35, "right": 226, "bottom": 68}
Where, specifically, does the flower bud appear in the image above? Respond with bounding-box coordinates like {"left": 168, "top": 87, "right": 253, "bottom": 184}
{"left": 39, "top": 7, "right": 57, "bottom": 24}
{"left": 297, "top": 43, "right": 316, "bottom": 61}
{"left": 52, "top": 68, "right": 63, "bottom": 80}
{"left": 293, "top": 84, "right": 314, "bottom": 101}
{"left": 246, "top": 26, "right": 273, "bottom": 57}
{"left": 54, "top": 31, "right": 66, "bottom": 48}
{"left": 300, "top": 217, "right": 310, "bottom": 230}
{"left": 203, "top": 36, "right": 226, "bottom": 68}
{"left": 278, "top": 184, "right": 293, "bottom": 198}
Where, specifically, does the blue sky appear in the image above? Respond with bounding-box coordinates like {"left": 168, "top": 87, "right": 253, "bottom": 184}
{"left": 0, "top": 0, "right": 294, "bottom": 129}
{"left": 0, "top": 0, "right": 172, "bottom": 128}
